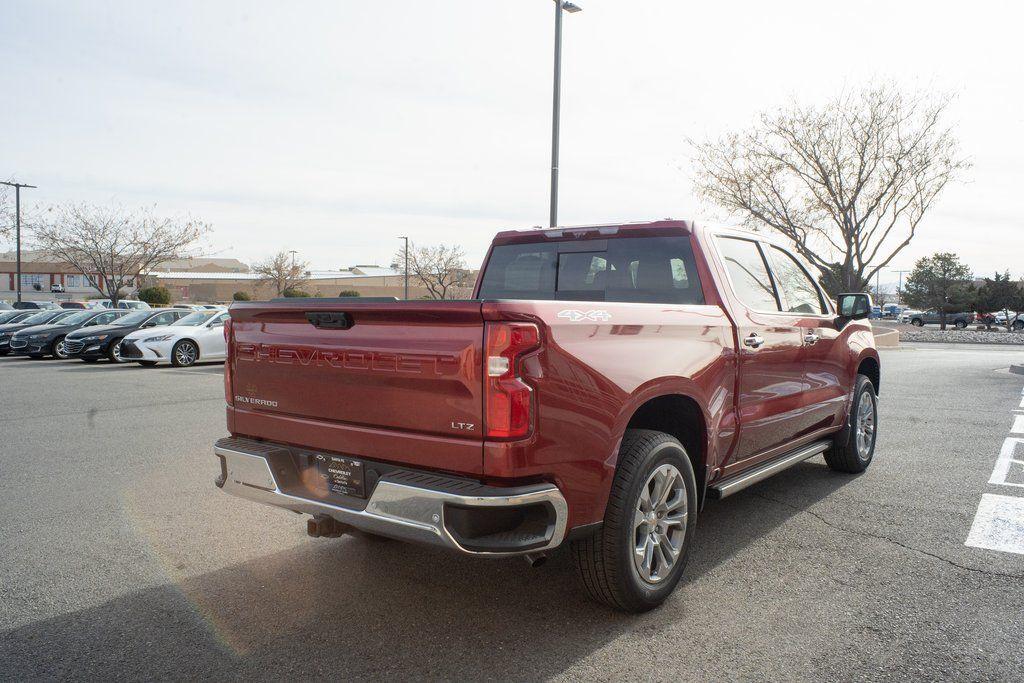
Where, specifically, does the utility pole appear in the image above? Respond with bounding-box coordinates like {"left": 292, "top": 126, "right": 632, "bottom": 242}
{"left": 397, "top": 236, "right": 409, "bottom": 299}
{"left": 891, "top": 269, "right": 911, "bottom": 304}
{"left": 549, "top": 1, "right": 582, "bottom": 228}
{"left": 1, "top": 181, "right": 36, "bottom": 304}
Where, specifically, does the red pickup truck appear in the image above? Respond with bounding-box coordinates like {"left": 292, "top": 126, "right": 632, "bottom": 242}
{"left": 215, "top": 220, "right": 879, "bottom": 612}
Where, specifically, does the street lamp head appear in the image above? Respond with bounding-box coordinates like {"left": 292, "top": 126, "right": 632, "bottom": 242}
{"left": 562, "top": 1, "right": 582, "bottom": 12}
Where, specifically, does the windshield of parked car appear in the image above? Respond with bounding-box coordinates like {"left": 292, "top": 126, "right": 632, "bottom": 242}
{"left": 22, "top": 310, "right": 63, "bottom": 324}
{"left": 174, "top": 311, "right": 217, "bottom": 326}
{"left": 0, "top": 310, "right": 26, "bottom": 323}
{"left": 114, "top": 311, "right": 152, "bottom": 326}
{"left": 58, "top": 311, "right": 98, "bottom": 325}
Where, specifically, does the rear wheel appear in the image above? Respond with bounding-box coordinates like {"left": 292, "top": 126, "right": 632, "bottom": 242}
{"left": 910, "top": 318, "right": 923, "bottom": 327}
{"left": 954, "top": 320, "right": 967, "bottom": 329}
{"left": 1013, "top": 320, "right": 1024, "bottom": 332}
{"left": 572, "top": 429, "right": 697, "bottom": 613}
{"left": 171, "top": 340, "right": 199, "bottom": 367}
{"left": 107, "top": 338, "right": 126, "bottom": 363}
{"left": 826, "top": 375, "right": 877, "bottom": 473}
{"left": 52, "top": 336, "right": 69, "bottom": 359}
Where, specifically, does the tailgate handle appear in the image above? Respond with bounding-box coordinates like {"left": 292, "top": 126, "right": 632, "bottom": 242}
{"left": 305, "top": 312, "right": 353, "bottom": 330}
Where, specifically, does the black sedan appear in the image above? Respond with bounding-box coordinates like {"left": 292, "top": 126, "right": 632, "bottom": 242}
{"left": 9, "top": 309, "right": 126, "bottom": 359}
{"left": 0, "top": 309, "right": 79, "bottom": 355}
{"left": 66, "top": 308, "right": 189, "bottom": 363}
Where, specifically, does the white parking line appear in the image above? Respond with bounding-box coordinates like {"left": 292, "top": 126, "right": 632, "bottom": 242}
{"left": 988, "top": 438, "right": 1024, "bottom": 489}
{"left": 1012, "top": 415, "right": 1024, "bottom": 434}
{"left": 965, "top": 494, "right": 1024, "bottom": 555}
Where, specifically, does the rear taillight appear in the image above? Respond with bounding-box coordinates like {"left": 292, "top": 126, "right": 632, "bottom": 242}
{"left": 484, "top": 322, "right": 540, "bottom": 439}
{"left": 223, "top": 317, "right": 233, "bottom": 406}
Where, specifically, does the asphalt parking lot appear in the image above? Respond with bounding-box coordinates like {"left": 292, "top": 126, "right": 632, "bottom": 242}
{"left": 2, "top": 347, "right": 1023, "bottom": 681}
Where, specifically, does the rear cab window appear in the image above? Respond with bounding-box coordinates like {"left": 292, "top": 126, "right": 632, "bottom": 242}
{"left": 477, "top": 236, "right": 705, "bottom": 305}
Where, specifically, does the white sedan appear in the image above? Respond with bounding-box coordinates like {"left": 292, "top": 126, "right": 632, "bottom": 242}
{"left": 120, "top": 309, "right": 228, "bottom": 367}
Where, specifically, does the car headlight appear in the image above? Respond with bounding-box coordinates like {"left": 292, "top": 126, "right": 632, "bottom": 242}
{"left": 82, "top": 335, "right": 108, "bottom": 342}
{"left": 29, "top": 333, "right": 50, "bottom": 341}
{"left": 144, "top": 334, "right": 175, "bottom": 342}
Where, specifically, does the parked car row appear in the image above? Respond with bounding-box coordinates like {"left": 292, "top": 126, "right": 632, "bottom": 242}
{"left": 0, "top": 307, "right": 229, "bottom": 367}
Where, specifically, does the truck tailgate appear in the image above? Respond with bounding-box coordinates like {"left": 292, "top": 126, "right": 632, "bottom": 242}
{"left": 227, "top": 300, "right": 485, "bottom": 457}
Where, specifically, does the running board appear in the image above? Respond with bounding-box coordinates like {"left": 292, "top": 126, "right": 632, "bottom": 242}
{"left": 708, "top": 441, "right": 831, "bottom": 499}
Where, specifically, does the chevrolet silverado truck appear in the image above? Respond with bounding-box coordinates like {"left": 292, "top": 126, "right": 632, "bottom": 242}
{"left": 214, "top": 220, "right": 879, "bottom": 612}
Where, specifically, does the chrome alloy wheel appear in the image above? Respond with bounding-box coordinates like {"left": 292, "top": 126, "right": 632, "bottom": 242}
{"left": 632, "top": 463, "right": 688, "bottom": 584}
{"left": 174, "top": 341, "right": 198, "bottom": 366}
{"left": 53, "top": 339, "right": 68, "bottom": 359}
{"left": 855, "top": 390, "right": 876, "bottom": 458}
{"left": 112, "top": 342, "right": 125, "bottom": 363}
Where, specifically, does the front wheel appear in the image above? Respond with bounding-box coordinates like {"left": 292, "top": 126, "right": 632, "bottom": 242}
{"left": 52, "top": 336, "right": 69, "bottom": 359}
{"left": 572, "top": 429, "right": 697, "bottom": 613}
{"left": 910, "top": 318, "right": 924, "bottom": 327}
{"left": 826, "top": 375, "right": 878, "bottom": 473}
{"left": 954, "top": 320, "right": 967, "bottom": 329}
{"left": 107, "top": 338, "right": 126, "bottom": 363}
{"left": 1013, "top": 320, "right": 1024, "bottom": 332}
{"left": 171, "top": 340, "right": 199, "bottom": 367}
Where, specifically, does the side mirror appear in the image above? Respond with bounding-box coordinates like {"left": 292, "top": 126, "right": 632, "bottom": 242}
{"left": 836, "top": 292, "right": 872, "bottom": 320}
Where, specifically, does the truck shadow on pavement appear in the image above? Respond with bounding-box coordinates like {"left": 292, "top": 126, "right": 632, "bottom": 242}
{"left": 2, "top": 462, "right": 854, "bottom": 681}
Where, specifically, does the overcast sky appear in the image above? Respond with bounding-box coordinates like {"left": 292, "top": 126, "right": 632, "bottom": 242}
{"left": 2, "top": 0, "right": 1021, "bottom": 283}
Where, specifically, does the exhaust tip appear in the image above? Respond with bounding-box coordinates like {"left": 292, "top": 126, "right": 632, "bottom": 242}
{"left": 524, "top": 552, "right": 548, "bottom": 568}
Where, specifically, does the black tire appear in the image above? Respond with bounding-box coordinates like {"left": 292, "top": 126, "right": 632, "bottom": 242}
{"left": 910, "top": 318, "right": 923, "bottom": 327}
{"left": 0, "top": 349, "right": 7, "bottom": 356}
{"left": 138, "top": 360, "right": 158, "bottom": 367}
{"left": 51, "top": 336, "right": 70, "bottom": 360}
{"left": 1013, "top": 320, "right": 1024, "bottom": 332}
{"left": 107, "top": 338, "right": 126, "bottom": 363}
{"left": 954, "top": 320, "right": 967, "bottom": 329}
{"left": 171, "top": 340, "right": 199, "bottom": 367}
{"left": 572, "top": 429, "right": 698, "bottom": 613}
{"left": 826, "top": 375, "right": 877, "bottom": 473}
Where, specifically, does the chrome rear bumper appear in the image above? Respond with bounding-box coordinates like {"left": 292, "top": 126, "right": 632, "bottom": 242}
{"left": 214, "top": 437, "right": 568, "bottom": 556}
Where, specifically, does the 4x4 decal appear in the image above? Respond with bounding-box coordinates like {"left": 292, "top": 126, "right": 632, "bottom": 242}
{"left": 557, "top": 309, "right": 612, "bottom": 322}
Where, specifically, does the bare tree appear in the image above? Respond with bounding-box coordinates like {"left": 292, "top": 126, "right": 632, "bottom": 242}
{"left": 393, "top": 242, "right": 469, "bottom": 299}
{"left": 690, "top": 83, "right": 969, "bottom": 295}
{"left": 253, "top": 250, "right": 309, "bottom": 296}
{"left": 0, "top": 182, "right": 12, "bottom": 242}
{"left": 32, "top": 203, "right": 209, "bottom": 305}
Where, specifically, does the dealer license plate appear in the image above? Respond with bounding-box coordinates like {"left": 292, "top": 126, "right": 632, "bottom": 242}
{"left": 314, "top": 453, "right": 366, "bottom": 498}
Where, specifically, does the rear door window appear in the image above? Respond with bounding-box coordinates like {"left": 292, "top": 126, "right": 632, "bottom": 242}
{"left": 477, "top": 236, "right": 704, "bottom": 304}
{"left": 716, "top": 237, "right": 781, "bottom": 312}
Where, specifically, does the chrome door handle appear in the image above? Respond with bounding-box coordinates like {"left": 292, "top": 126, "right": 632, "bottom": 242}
{"left": 803, "top": 333, "right": 820, "bottom": 346}
{"left": 743, "top": 333, "right": 765, "bottom": 348}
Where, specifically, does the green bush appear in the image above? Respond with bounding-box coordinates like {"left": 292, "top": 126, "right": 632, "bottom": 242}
{"left": 137, "top": 286, "right": 171, "bottom": 305}
{"left": 338, "top": 290, "right": 361, "bottom": 297}
{"left": 232, "top": 291, "right": 252, "bottom": 301}
{"left": 281, "top": 288, "right": 311, "bottom": 298}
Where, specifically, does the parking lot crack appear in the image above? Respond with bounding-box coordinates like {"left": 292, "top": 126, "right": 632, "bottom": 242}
{"left": 752, "top": 492, "right": 1024, "bottom": 581}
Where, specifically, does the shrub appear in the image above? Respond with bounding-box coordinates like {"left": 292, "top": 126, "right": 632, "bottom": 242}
{"left": 232, "top": 291, "right": 252, "bottom": 301}
{"left": 137, "top": 286, "right": 171, "bottom": 305}
{"left": 338, "top": 290, "right": 361, "bottom": 297}
{"left": 281, "top": 288, "right": 311, "bottom": 298}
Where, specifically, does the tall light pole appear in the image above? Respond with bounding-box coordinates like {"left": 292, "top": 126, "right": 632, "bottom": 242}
{"left": 892, "top": 269, "right": 911, "bottom": 304}
{"left": 549, "top": 1, "right": 582, "bottom": 228}
{"left": 397, "top": 236, "right": 409, "bottom": 299}
{"left": 1, "top": 180, "right": 36, "bottom": 304}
